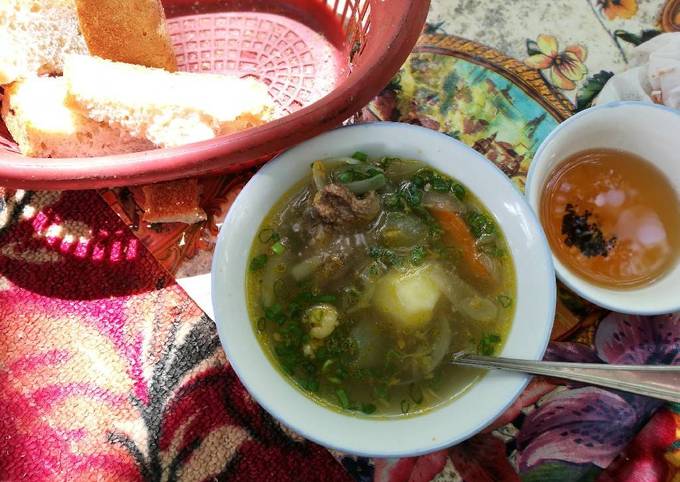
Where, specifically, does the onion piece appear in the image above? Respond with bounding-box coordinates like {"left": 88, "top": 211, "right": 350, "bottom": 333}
{"left": 422, "top": 191, "right": 466, "bottom": 213}
{"left": 427, "top": 263, "right": 477, "bottom": 305}
{"left": 459, "top": 296, "right": 499, "bottom": 323}
{"left": 312, "top": 161, "right": 327, "bottom": 191}
{"left": 290, "top": 255, "right": 324, "bottom": 281}
{"left": 343, "top": 174, "right": 387, "bottom": 194}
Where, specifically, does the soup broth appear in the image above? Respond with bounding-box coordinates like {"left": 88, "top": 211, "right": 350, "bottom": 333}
{"left": 540, "top": 148, "right": 680, "bottom": 288}
{"left": 246, "top": 154, "right": 516, "bottom": 417}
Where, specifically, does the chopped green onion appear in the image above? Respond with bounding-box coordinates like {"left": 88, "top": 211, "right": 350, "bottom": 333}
{"left": 258, "top": 228, "right": 280, "bottom": 243}
{"left": 351, "top": 151, "right": 368, "bottom": 162}
{"left": 403, "top": 183, "right": 423, "bottom": 207}
{"left": 313, "top": 294, "right": 337, "bottom": 303}
{"left": 338, "top": 171, "right": 354, "bottom": 183}
{"left": 249, "top": 254, "right": 268, "bottom": 271}
{"left": 431, "top": 178, "right": 450, "bottom": 192}
{"left": 497, "top": 295, "right": 513, "bottom": 308}
{"left": 400, "top": 399, "right": 410, "bottom": 414}
{"left": 478, "top": 333, "right": 501, "bottom": 356}
{"left": 271, "top": 241, "right": 285, "bottom": 255}
{"left": 321, "top": 359, "right": 334, "bottom": 373}
{"left": 410, "top": 245, "right": 426, "bottom": 265}
{"left": 336, "top": 388, "right": 350, "bottom": 409}
{"left": 361, "top": 403, "right": 377, "bottom": 414}
{"left": 465, "top": 211, "right": 495, "bottom": 238}
{"left": 452, "top": 183, "right": 466, "bottom": 200}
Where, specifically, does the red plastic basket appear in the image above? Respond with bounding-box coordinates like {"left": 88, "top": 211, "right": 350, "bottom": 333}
{"left": 0, "top": 0, "right": 429, "bottom": 189}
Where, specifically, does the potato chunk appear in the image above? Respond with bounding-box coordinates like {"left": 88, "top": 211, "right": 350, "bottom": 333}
{"left": 372, "top": 265, "right": 442, "bottom": 329}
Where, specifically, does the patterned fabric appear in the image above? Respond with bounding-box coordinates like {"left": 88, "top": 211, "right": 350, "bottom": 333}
{"left": 0, "top": 190, "right": 351, "bottom": 481}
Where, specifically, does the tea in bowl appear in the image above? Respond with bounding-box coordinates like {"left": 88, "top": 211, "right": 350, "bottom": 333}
{"left": 526, "top": 102, "right": 680, "bottom": 314}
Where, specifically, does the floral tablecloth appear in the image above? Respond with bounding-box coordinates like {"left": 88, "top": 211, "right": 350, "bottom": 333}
{"left": 2, "top": 0, "right": 680, "bottom": 481}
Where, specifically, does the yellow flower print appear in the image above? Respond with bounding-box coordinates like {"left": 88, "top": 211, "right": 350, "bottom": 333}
{"left": 597, "top": 0, "right": 638, "bottom": 20}
{"left": 525, "top": 34, "right": 588, "bottom": 91}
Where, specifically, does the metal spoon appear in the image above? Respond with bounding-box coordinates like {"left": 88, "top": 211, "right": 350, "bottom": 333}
{"left": 450, "top": 352, "right": 680, "bottom": 403}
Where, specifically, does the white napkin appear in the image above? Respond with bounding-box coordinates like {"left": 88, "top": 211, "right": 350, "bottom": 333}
{"left": 595, "top": 33, "right": 680, "bottom": 108}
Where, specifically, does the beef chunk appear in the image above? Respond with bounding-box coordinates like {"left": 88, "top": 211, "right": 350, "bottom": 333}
{"left": 312, "top": 184, "right": 380, "bottom": 227}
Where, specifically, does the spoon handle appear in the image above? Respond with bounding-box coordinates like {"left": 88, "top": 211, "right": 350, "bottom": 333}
{"left": 450, "top": 353, "right": 680, "bottom": 403}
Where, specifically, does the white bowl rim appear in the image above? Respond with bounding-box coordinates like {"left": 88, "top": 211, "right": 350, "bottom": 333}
{"left": 212, "top": 121, "right": 556, "bottom": 457}
{"left": 526, "top": 100, "right": 680, "bottom": 315}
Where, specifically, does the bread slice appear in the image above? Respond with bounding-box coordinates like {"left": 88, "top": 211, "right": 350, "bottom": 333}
{"left": 64, "top": 54, "right": 275, "bottom": 148}
{"left": 75, "top": 0, "right": 177, "bottom": 71}
{"left": 1, "top": 76, "right": 153, "bottom": 158}
{"left": 0, "top": 0, "right": 89, "bottom": 84}
{"left": 132, "top": 179, "right": 207, "bottom": 224}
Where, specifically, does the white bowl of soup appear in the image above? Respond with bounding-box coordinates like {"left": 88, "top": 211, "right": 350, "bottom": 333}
{"left": 212, "top": 122, "right": 556, "bottom": 457}
{"left": 527, "top": 102, "right": 680, "bottom": 315}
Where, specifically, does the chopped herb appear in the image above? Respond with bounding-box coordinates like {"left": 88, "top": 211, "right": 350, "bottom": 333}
{"left": 313, "top": 294, "right": 337, "bottom": 303}
{"left": 299, "top": 377, "right": 320, "bottom": 392}
{"left": 465, "top": 211, "right": 495, "bottom": 238}
{"left": 361, "top": 403, "right": 377, "bottom": 414}
{"left": 352, "top": 151, "right": 368, "bottom": 162}
{"left": 402, "top": 183, "right": 423, "bottom": 207}
{"left": 382, "top": 192, "right": 404, "bottom": 211}
{"left": 264, "top": 304, "right": 286, "bottom": 325}
{"left": 271, "top": 241, "right": 286, "bottom": 255}
{"left": 336, "top": 388, "right": 350, "bottom": 409}
{"left": 411, "top": 169, "right": 434, "bottom": 188}
{"left": 452, "top": 183, "right": 466, "bottom": 200}
{"left": 368, "top": 246, "right": 402, "bottom": 267}
{"left": 431, "top": 177, "right": 451, "bottom": 192}
{"left": 249, "top": 254, "right": 268, "bottom": 271}
{"left": 400, "top": 399, "right": 410, "bottom": 414}
{"left": 478, "top": 334, "right": 501, "bottom": 356}
{"left": 273, "top": 279, "right": 286, "bottom": 298}
{"left": 257, "top": 317, "right": 266, "bottom": 331}
{"left": 562, "top": 203, "right": 616, "bottom": 257}
{"left": 258, "top": 228, "right": 280, "bottom": 243}
{"left": 410, "top": 245, "right": 426, "bottom": 265}
{"left": 497, "top": 295, "right": 512, "bottom": 308}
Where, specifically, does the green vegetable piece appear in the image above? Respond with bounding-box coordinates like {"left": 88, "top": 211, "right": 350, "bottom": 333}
{"left": 431, "top": 178, "right": 450, "bottom": 193}
{"left": 264, "top": 304, "right": 286, "bottom": 325}
{"left": 382, "top": 192, "right": 403, "bottom": 211}
{"left": 410, "top": 245, "right": 426, "bottom": 265}
{"left": 497, "top": 295, "right": 513, "bottom": 308}
{"left": 400, "top": 399, "right": 410, "bottom": 414}
{"left": 361, "top": 403, "right": 377, "bottom": 414}
{"left": 465, "top": 211, "right": 495, "bottom": 238}
{"left": 338, "top": 171, "right": 354, "bottom": 183}
{"left": 351, "top": 151, "right": 368, "bottom": 162}
{"left": 336, "top": 388, "right": 350, "bottom": 409}
{"left": 271, "top": 241, "right": 285, "bottom": 255}
{"left": 478, "top": 334, "right": 501, "bottom": 356}
{"left": 258, "top": 228, "right": 280, "bottom": 243}
{"left": 452, "top": 183, "right": 466, "bottom": 200}
{"left": 403, "top": 183, "right": 423, "bottom": 207}
{"left": 250, "top": 254, "right": 268, "bottom": 271}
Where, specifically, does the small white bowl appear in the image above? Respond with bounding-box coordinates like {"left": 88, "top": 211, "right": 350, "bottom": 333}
{"left": 212, "top": 122, "right": 556, "bottom": 457}
{"left": 526, "top": 101, "right": 680, "bottom": 315}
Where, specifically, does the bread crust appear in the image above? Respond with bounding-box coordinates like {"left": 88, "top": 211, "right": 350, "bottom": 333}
{"left": 75, "top": 0, "right": 177, "bottom": 71}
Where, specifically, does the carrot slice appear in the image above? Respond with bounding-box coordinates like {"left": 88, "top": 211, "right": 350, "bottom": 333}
{"left": 429, "top": 208, "right": 492, "bottom": 284}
